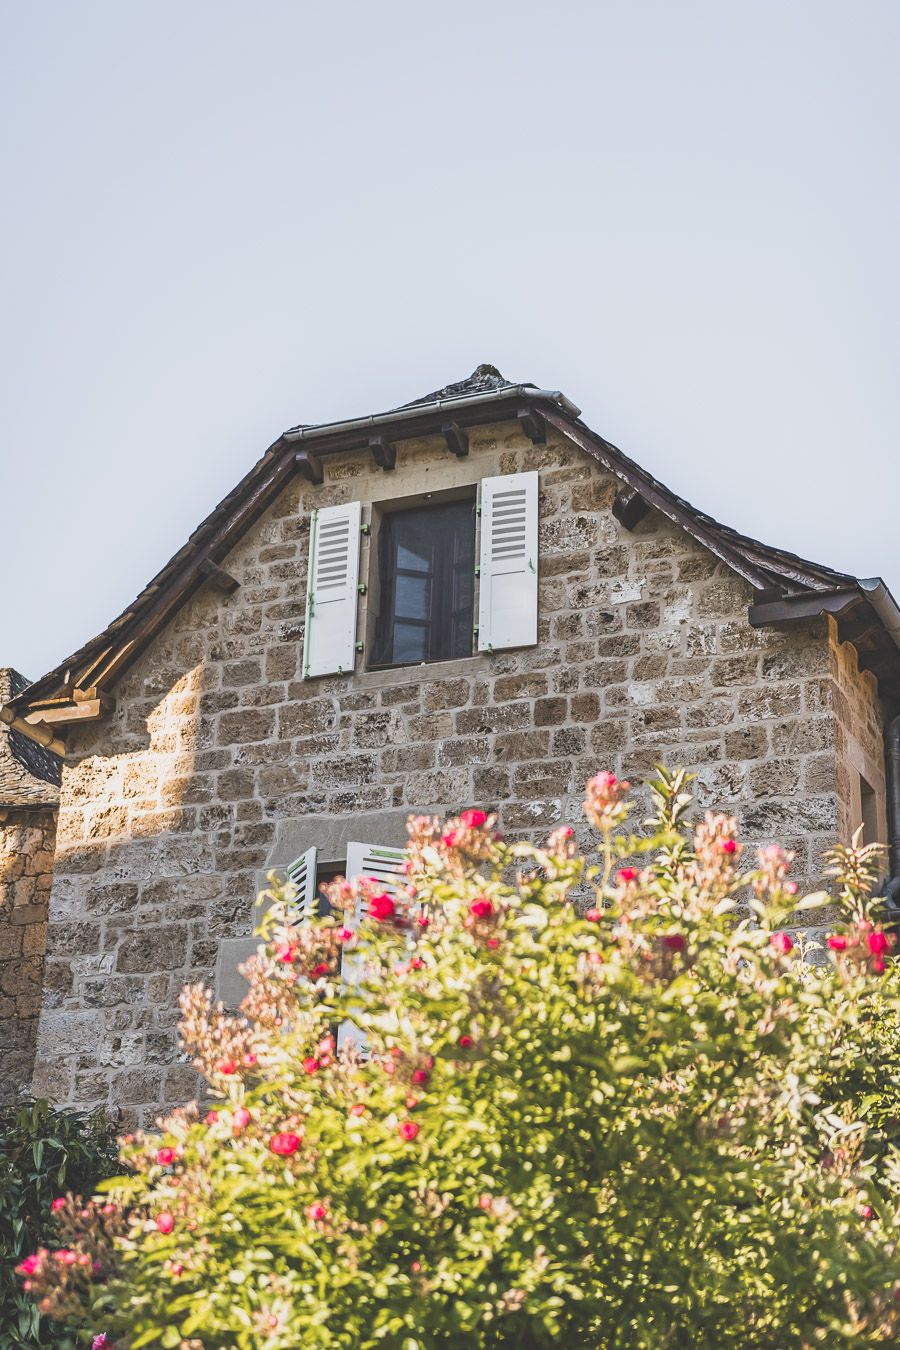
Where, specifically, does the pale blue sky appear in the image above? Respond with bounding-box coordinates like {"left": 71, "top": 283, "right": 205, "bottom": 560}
{"left": 2, "top": 1, "right": 898, "bottom": 680}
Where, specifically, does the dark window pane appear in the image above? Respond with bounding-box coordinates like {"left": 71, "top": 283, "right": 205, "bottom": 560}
{"left": 397, "top": 541, "right": 431, "bottom": 573}
{"left": 393, "top": 622, "right": 428, "bottom": 662}
{"left": 372, "top": 498, "right": 475, "bottom": 667}
{"left": 395, "top": 572, "right": 430, "bottom": 620}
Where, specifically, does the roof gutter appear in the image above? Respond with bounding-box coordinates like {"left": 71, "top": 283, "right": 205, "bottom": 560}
{"left": 282, "top": 386, "right": 582, "bottom": 443}
{"left": 858, "top": 578, "right": 900, "bottom": 655}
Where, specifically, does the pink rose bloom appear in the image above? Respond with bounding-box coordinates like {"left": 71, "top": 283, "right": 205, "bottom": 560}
{"left": 460, "top": 809, "right": 488, "bottom": 829}
{"left": 369, "top": 893, "right": 396, "bottom": 922}
{"left": 770, "top": 931, "right": 793, "bottom": 955}
{"left": 269, "top": 1132, "right": 302, "bottom": 1156}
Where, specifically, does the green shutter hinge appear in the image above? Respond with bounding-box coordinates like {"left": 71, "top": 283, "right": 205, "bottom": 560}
{"left": 474, "top": 565, "right": 480, "bottom": 577}
{"left": 528, "top": 558, "right": 536, "bottom": 574}
{"left": 473, "top": 624, "right": 479, "bottom": 635}
{"left": 355, "top": 641, "right": 364, "bottom": 653}
{"left": 360, "top": 522, "right": 371, "bottom": 535}
{"left": 476, "top": 505, "right": 482, "bottom": 516}
{"left": 357, "top": 583, "right": 368, "bottom": 594}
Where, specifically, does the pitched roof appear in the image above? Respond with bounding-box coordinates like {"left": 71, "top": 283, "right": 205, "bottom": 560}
{"left": 0, "top": 669, "right": 60, "bottom": 808}
{"left": 6, "top": 367, "right": 900, "bottom": 721}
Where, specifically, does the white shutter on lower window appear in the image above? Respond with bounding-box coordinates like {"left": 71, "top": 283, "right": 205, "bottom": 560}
{"left": 477, "top": 470, "right": 539, "bottom": 651}
{"left": 302, "top": 501, "right": 362, "bottom": 678}
{"left": 338, "top": 841, "right": 408, "bottom": 1052}
{"left": 284, "top": 846, "right": 318, "bottom": 922}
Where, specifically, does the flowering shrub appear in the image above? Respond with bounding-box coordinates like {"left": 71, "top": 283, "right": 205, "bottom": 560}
{"left": 19, "top": 769, "right": 900, "bottom": 1348}
{"left": 0, "top": 1099, "right": 118, "bottom": 1349}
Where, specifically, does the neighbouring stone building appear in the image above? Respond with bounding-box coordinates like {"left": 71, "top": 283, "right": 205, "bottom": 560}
{"left": 0, "top": 668, "right": 60, "bottom": 1103}
{"left": 3, "top": 365, "right": 900, "bottom": 1124}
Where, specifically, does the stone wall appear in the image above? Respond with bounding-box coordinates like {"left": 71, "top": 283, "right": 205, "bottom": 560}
{"left": 34, "top": 421, "right": 875, "bottom": 1123}
{"left": 0, "top": 809, "right": 56, "bottom": 1103}
{"left": 829, "top": 617, "right": 889, "bottom": 851}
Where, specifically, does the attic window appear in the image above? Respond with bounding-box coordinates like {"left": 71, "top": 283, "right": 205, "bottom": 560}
{"left": 370, "top": 499, "right": 475, "bottom": 667}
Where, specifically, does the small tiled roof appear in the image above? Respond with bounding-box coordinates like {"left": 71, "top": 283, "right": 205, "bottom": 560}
{"left": 0, "top": 669, "right": 60, "bottom": 809}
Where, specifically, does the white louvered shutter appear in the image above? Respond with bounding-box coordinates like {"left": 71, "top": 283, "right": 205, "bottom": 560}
{"left": 477, "top": 471, "right": 539, "bottom": 651}
{"left": 338, "top": 841, "right": 408, "bottom": 1052}
{"left": 284, "top": 846, "right": 318, "bottom": 922}
{"left": 302, "top": 501, "right": 362, "bottom": 678}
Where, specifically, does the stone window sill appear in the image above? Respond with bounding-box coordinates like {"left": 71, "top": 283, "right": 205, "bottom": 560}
{"left": 353, "top": 654, "right": 485, "bottom": 690}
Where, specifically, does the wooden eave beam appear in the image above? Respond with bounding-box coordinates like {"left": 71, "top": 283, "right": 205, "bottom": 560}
{"left": 442, "top": 421, "right": 469, "bottom": 458}
{"left": 517, "top": 406, "right": 546, "bottom": 445}
{"left": 199, "top": 558, "right": 240, "bottom": 594}
{"left": 369, "top": 435, "right": 396, "bottom": 471}
{"left": 612, "top": 486, "right": 650, "bottom": 532}
{"left": 0, "top": 705, "right": 66, "bottom": 756}
{"left": 24, "top": 695, "right": 113, "bottom": 727}
{"left": 295, "top": 450, "right": 324, "bottom": 485}
{"left": 748, "top": 589, "right": 861, "bottom": 629}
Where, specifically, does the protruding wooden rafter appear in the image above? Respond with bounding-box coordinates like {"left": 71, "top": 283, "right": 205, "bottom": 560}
{"left": 0, "top": 704, "right": 66, "bottom": 756}
{"left": 199, "top": 558, "right": 240, "bottom": 594}
{"left": 295, "top": 449, "right": 324, "bottom": 485}
{"left": 442, "top": 422, "right": 469, "bottom": 458}
{"left": 369, "top": 435, "right": 396, "bottom": 471}
{"left": 612, "top": 486, "right": 650, "bottom": 532}
{"left": 517, "top": 406, "right": 546, "bottom": 444}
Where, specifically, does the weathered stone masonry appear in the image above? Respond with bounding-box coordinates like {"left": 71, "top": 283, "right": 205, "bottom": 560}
{"left": 30, "top": 418, "right": 889, "bottom": 1124}
{"left": 0, "top": 667, "right": 60, "bottom": 1102}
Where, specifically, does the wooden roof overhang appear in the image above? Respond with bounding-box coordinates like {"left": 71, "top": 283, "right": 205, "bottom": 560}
{"left": 7, "top": 373, "right": 900, "bottom": 747}
{"left": 749, "top": 588, "right": 900, "bottom": 703}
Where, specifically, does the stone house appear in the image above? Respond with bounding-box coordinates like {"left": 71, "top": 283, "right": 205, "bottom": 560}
{"left": 0, "top": 668, "right": 60, "bottom": 1103}
{"left": 3, "top": 365, "right": 900, "bottom": 1124}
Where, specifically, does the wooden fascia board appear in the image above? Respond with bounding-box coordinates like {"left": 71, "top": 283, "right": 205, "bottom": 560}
{"left": 541, "top": 408, "right": 774, "bottom": 590}
{"left": 24, "top": 698, "right": 110, "bottom": 727}
{"left": 748, "top": 589, "right": 862, "bottom": 629}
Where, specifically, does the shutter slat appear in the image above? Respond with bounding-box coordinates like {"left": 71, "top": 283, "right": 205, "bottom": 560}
{"left": 302, "top": 502, "right": 361, "bottom": 677}
{"left": 284, "top": 845, "right": 318, "bottom": 922}
{"left": 477, "top": 471, "right": 539, "bottom": 651}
